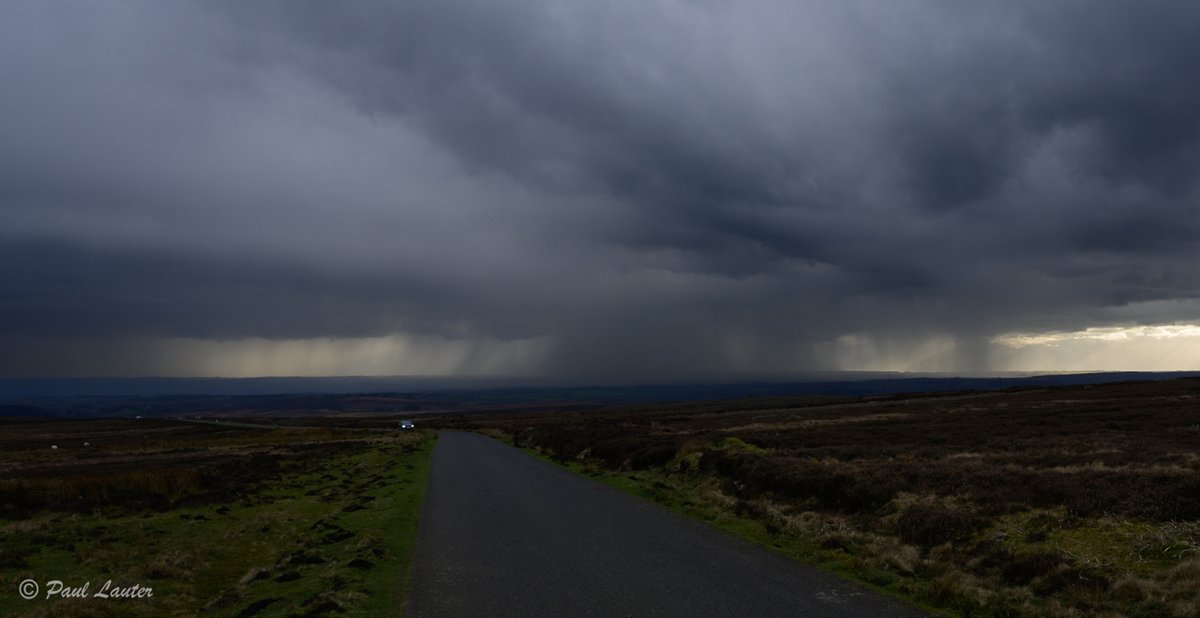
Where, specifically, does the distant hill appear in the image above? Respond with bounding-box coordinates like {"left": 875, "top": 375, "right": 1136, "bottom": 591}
{"left": 0, "top": 404, "right": 53, "bottom": 418}
{"left": 4, "top": 371, "right": 1200, "bottom": 400}
{"left": 2, "top": 371, "right": 1199, "bottom": 418}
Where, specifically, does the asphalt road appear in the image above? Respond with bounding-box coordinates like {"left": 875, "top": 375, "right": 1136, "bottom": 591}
{"left": 405, "top": 432, "right": 930, "bottom": 618}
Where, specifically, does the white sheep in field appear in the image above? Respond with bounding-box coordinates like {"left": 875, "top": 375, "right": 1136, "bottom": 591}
{"left": 51, "top": 445, "right": 58, "bottom": 450}
{"left": 83, "top": 442, "right": 91, "bottom": 447}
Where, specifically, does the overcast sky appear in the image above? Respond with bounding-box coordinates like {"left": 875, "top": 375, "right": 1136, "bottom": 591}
{"left": 3, "top": 1, "right": 1199, "bottom": 379}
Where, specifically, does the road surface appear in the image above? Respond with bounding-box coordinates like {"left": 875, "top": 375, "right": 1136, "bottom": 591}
{"left": 405, "top": 432, "right": 930, "bottom": 617}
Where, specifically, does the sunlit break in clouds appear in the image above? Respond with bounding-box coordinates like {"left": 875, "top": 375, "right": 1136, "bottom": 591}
{"left": 2, "top": 1, "right": 1200, "bottom": 378}
{"left": 990, "top": 324, "right": 1200, "bottom": 372}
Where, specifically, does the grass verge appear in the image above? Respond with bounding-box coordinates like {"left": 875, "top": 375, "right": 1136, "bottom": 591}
{"left": 0, "top": 423, "right": 434, "bottom": 617}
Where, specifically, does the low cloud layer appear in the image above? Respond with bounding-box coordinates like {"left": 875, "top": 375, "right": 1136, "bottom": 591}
{"left": 3, "top": 1, "right": 1199, "bottom": 378}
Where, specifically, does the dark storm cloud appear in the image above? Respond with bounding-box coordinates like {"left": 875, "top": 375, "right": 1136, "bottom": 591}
{"left": 2, "top": 0, "right": 1199, "bottom": 377}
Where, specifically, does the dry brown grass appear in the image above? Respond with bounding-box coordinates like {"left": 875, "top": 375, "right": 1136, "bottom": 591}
{"left": 0, "top": 421, "right": 374, "bottom": 519}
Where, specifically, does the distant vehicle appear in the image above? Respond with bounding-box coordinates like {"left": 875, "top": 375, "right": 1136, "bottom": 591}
{"left": 399, "top": 420, "right": 415, "bottom": 430}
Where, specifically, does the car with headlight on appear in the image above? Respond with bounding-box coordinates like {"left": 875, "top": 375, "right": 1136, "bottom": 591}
{"left": 399, "top": 420, "right": 415, "bottom": 430}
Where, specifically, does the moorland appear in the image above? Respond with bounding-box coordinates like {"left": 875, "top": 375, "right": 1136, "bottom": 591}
{"left": 0, "top": 418, "right": 433, "bottom": 616}
{"left": 5, "top": 375, "right": 1200, "bottom": 617}
{"left": 448, "top": 378, "right": 1200, "bottom": 617}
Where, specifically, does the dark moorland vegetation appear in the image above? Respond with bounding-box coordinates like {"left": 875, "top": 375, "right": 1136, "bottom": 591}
{"left": 0, "top": 419, "right": 433, "bottom": 616}
{"left": 449, "top": 378, "right": 1200, "bottom": 617}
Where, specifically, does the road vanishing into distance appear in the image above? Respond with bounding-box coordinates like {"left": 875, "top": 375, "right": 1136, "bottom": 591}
{"left": 405, "top": 432, "right": 929, "bottom": 617}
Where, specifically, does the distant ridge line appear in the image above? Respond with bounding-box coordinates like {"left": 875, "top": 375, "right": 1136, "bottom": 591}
{"left": 2, "top": 371, "right": 1199, "bottom": 400}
